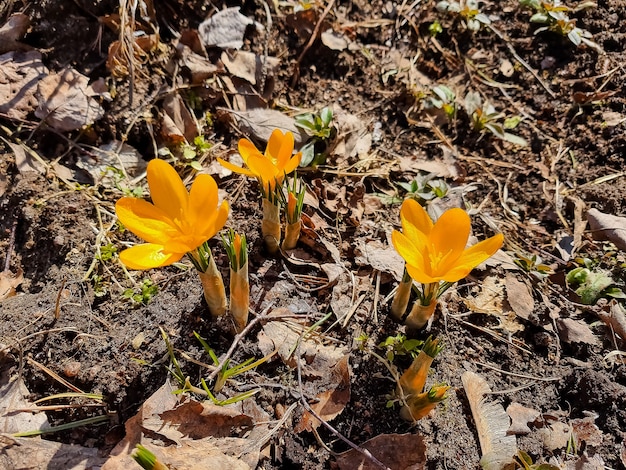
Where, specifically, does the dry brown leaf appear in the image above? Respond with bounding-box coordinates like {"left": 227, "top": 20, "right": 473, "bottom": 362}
{"left": 295, "top": 354, "right": 350, "bottom": 433}
{"left": 219, "top": 108, "right": 308, "bottom": 146}
{"left": 35, "top": 68, "right": 105, "bottom": 131}
{"left": 221, "top": 50, "right": 279, "bottom": 86}
{"left": 506, "top": 402, "right": 540, "bottom": 435}
{"left": 0, "top": 50, "right": 47, "bottom": 120}
{"left": 0, "top": 436, "right": 107, "bottom": 469}
{"left": 539, "top": 421, "right": 571, "bottom": 451}
{"left": 0, "top": 13, "right": 31, "bottom": 54}
{"left": 321, "top": 29, "right": 349, "bottom": 51}
{"left": 621, "top": 438, "right": 626, "bottom": 467}
{"left": 587, "top": 208, "right": 626, "bottom": 251}
{"left": 334, "top": 433, "right": 427, "bottom": 470}
{"left": 354, "top": 239, "right": 404, "bottom": 281}
{"left": 0, "top": 269, "right": 24, "bottom": 300}
{"left": 462, "top": 371, "right": 517, "bottom": 470}
{"left": 331, "top": 107, "right": 372, "bottom": 163}
{"left": 174, "top": 43, "right": 222, "bottom": 85}
{"left": 464, "top": 276, "right": 524, "bottom": 334}
{"left": 596, "top": 300, "right": 626, "bottom": 341}
{"left": 556, "top": 318, "right": 599, "bottom": 345}
{"left": 198, "top": 8, "right": 256, "bottom": 49}
{"left": 571, "top": 416, "right": 603, "bottom": 447}
{"left": 564, "top": 453, "right": 604, "bottom": 470}
{"left": 505, "top": 274, "right": 535, "bottom": 322}
{"left": 161, "top": 94, "right": 199, "bottom": 144}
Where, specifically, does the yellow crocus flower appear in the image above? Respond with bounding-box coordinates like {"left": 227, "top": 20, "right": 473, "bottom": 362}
{"left": 392, "top": 199, "right": 503, "bottom": 285}
{"left": 218, "top": 129, "right": 301, "bottom": 195}
{"left": 116, "top": 159, "right": 229, "bottom": 270}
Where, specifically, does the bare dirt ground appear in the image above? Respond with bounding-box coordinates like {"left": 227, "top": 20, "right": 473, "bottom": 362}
{"left": 1, "top": 0, "right": 626, "bottom": 469}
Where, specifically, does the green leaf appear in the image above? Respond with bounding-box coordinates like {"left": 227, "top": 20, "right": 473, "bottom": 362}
{"left": 298, "top": 141, "right": 316, "bottom": 167}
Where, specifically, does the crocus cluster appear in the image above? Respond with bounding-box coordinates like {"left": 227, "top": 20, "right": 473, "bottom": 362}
{"left": 218, "top": 129, "right": 303, "bottom": 254}
{"left": 392, "top": 199, "right": 504, "bottom": 329}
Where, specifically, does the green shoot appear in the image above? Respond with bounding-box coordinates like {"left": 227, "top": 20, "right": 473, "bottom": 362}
{"left": 436, "top": 0, "right": 491, "bottom": 32}
{"left": 295, "top": 106, "right": 336, "bottom": 167}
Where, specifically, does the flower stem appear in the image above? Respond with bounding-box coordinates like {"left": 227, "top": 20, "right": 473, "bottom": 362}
{"left": 281, "top": 220, "right": 302, "bottom": 250}
{"left": 390, "top": 268, "right": 412, "bottom": 321}
{"left": 197, "top": 254, "right": 227, "bottom": 317}
{"left": 262, "top": 198, "right": 281, "bottom": 254}
{"left": 230, "top": 264, "right": 249, "bottom": 332}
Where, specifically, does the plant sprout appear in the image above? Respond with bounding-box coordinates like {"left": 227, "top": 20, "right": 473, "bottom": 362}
{"left": 464, "top": 91, "right": 528, "bottom": 146}
{"left": 436, "top": 0, "right": 491, "bottom": 32}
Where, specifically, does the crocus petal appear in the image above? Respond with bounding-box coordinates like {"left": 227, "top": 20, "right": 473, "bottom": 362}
{"left": 146, "top": 159, "right": 189, "bottom": 222}
{"left": 194, "top": 201, "right": 229, "bottom": 244}
{"left": 405, "top": 263, "right": 440, "bottom": 285}
{"left": 116, "top": 198, "right": 178, "bottom": 244}
{"left": 265, "top": 129, "right": 287, "bottom": 164}
{"left": 392, "top": 230, "right": 427, "bottom": 273}
{"left": 429, "top": 208, "right": 470, "bottom": 263}
{"left": 401, "top": 199, "right": 434, "bottom": 236}
{"left": 441, "top": 233, "right": 504, "bottom": 282}
{"left": 238, "top": 138, "right": 263, "bottom": 164}
{"left": 119, "top": 243, "right": 183, "bottom": 270}
{"left": 188, "top": 174, "right": 219, "bottom": 228}
{"left": 247, "top": 154, "right": 280, "bottom": 188}
{"left": 216, "top": 157, "right": 256, "bottom": 177}
{"left": 283, "top": 152, "right": 302, "bottom": 175}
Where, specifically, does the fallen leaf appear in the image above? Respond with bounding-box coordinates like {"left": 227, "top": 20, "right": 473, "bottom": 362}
{"left": 587, "top": 208, "right": 626, "bottom": 251}
{"left": 198, "top": 8, "right": 257, "bottom": 49}
{"left": 354, "top": 238, "right": 404, "bottom": 281}
{"left": 621, "top": 438, "right": 626, "bottom": 467}
{"left": 221, "top": 50, "right": 279, "bottom": 86}
{"left": 76, "top": 141, "right": 146, "bottom": 185}
{"left": 7, "top": 141, "right": 46, "bottom": 175}
{"left": 332, "top": 107, "right": 372, "bottom": 162}
{"left": 321, "top": 29, "right": 349, "bottom": 51}
{"left": 556, "top": 318, "right": 599, "bottom": 345}
{"left": 0, "top": 269, "right": 23, "bottom": 300}
{"left": 506, "top": 402, "right": 540, "bottom": 435}
{"left": 539, "top": 421, "right": 571, "bottom": 452}
{"left": 0, "top": 50, "right": 48, "bottom": 120}
{"left": 174, "top": 43, "right": 222, "bottom": 85}
{"left": 564, "top": 453, "right": 604, "bottom": 470}
{"left": 505, "top": 274, "right": 535, "bottom": 322}
{"left": 335, "top": 433, "right": 427, "bottom": 470}
{"left": 35, "top": 68, "right": 105, "bottom": 132}
{"left": 0, "top": 436, "right": 107, "bottom": 469}
{"left": 161, "top": 93, "right": 199, "bottom": 144}
{"left": 464, "top": 276, "right": 524, "bottom": 334}
{"left": 595, "top": 300, "right": 626, "bottom": 342}
{"left": 571, "top": 416, "right": 603, "bottom": 447}
{"left": 0, "top": 13, "right": 31, "bottom": 54}
{"left": 218, "top": 108, "right": 308, "bottom": 146}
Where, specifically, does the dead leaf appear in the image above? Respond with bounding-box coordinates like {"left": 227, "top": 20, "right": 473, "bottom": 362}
{"left": 0, "top": 436, "right": 107, "bottom": 469}
{"left": 587, "top": 208, "right": 626, "bottom": 251}
{"left": 571, "top": 416, "right": 603, "bottom": 447}
{"left": 332, "top": 107, "right": 372, "bottom": 162}
{"left": 505, "top": 274, "right": 535, "bottom": 322}
{"left": 221, "top": 50, "right": 279, "bottom": 86}
{"left": 321, "top": 29, "right": 349, "bottom": 51}
{"left": 174, "top": 43, "right": 222, "bottom": 85}
{"left": 0, "top": 269, "right": 23, "bottom": 300}
{"left": 334, "top": 433, "right": 427, "bottom": 470}
{"left": 621, "top": 438, "right": 626, "bottom": 467}
{"left": 7, "top": 141, "right": 46, "bottom": 175}
{"left": 506, "top": 402, "right": 540, "bottom": 435}
{"left": 35, "top": 68, "right": 105, "bottom": 132}
{"left": 0, "top": 13, "right": 32, "bottom": 54}
{"left": 218, "top": 108, "right": 308, "bottom": 146}
{"left": 595, "top": 300, "right": 626, "bottom": 341}
{"left": 354, "top": 239, "right": 404, "bottom": 281}
{"left": 295, "top": 354, "right": 350, "bottom": 432}
{"left": 0, "top": 50, "right": 48, "bottom": 120}
{"left": 161, "top": 93, "right": 199, "bottom": 144}
{"left": 198, "top": 8, "right": 257, "bottom": 49}
{"left": 76, "top": 141, "right": 146, "bottom": 185}
{"left": 286, "top": 9, "right": 320, "bottom": 41}
{"left": 499, "top": 59, "right": 514, "bottom": 77}
{"left": 564, "top": 453, "right": 604, "bottom": 470}
{"left": 556, "top": 318, "right": 599, "bottom": 345}
{"left": 540, "top": 421, "right": 571, "bottom": 451}
{"left": 464, "top": 276, "right": 524, "bottom": 334}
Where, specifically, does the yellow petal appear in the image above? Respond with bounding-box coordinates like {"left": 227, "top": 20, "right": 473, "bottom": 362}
{"left": 217, "top": 157, "right": 256, "bottom": 177}
{"left": 283, "top": 152, "right": 302, "bottom": 175}
{"left": 119, "top": 243, "right": 183, "bottom": 270}
{"left": 146, "top": 159, "right": 189, "bottom": 222}
{"left": 401, "top": 199, "right": 433, "bottom": 236}
{"left": 406, "top": 263, "right": 440, "bottom": 285}
{"left": 247, "top": 153, "right": 280, "bottom": 189}
{"left": 266, "top": 129, "right": 288, "bottom": 164}
{"left": 238, "top": 138, "right": 262, "bottom": 164}
{"left": 196, "top": 200, "right": 229, "bottom": 243}
{"left": 188, "top": 173, "right": 219, "bottom": 227}
{"left": 392, "top": 230, "right": 426, "bottom": 272}
{"left": 441, "top": 233, "right": 504, "bottom": 282}
{"left": 116, "top": 198, "right": 178, "bottom": 244}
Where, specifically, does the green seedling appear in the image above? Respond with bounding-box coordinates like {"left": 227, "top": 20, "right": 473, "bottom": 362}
{"left": 91, "top": 273, "right": 108, "bottom": 298}
{"left": 95, "top": 243, "right": 117, "bottom": 263}
{"left": 514, "top": 253, "right": 553, "bottom": 280}
{"left": 122, "top": 278, "right": 158, "bottom": 305}
{"left": 180, "top": 136, "right": 213, "bottom": 171}
{"left": 516, "top": 450, "right": 560, "bottom": 470}
{"left": 378, "top": 334, "right": 424, "bottom": 362}
{"left": 566, "top": 266, "right": 626, "bottom": 304}
{"left": 397, "top": 172, "right": 450, "bottom": 203}
{"left": 519, "top": 0, "right": 602, "bottom": 52}
{"left": 465, "top": 91, "right": 528, "bottom": 146}
{"left": 436, "top": 0, "right": 491, "bottom": 32}
{"left": 295, "top": 106, "right": 336, "bottom": 167}
{"left": 132, "top": 444, "right": 169, "bottom": 470}
{"left": 429, "top": 20, "right": 443, "bottom": 36}
{"left": 424, "top": 84, "right": 457, "bottom": 122}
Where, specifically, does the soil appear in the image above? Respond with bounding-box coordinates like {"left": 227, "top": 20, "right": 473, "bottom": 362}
{"left": 1, "top": 0, "right": 625, "bottom": 469}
